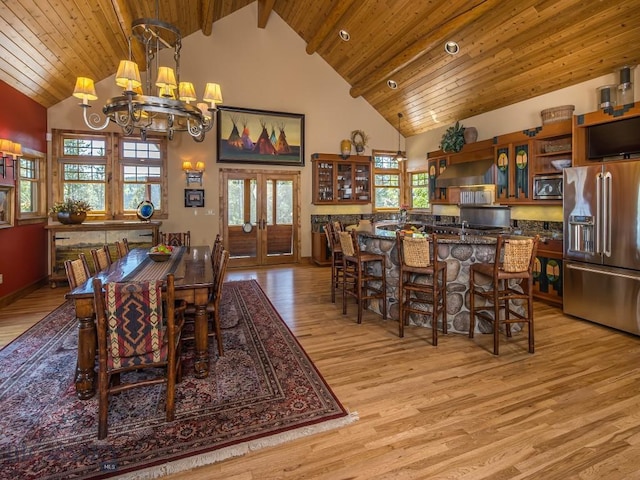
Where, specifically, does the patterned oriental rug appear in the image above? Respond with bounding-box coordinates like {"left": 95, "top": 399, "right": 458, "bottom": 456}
{"left": 0, "top": 280, "right": 356, "bottom": 479}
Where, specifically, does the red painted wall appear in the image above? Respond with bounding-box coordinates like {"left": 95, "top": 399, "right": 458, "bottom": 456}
{"left": 0, "top": 80, "right": 48, "bottom": 300}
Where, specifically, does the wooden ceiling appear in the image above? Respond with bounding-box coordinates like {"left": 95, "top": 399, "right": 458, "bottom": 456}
{"left": 1, "top": 0, "right": 639, "bottom": 137}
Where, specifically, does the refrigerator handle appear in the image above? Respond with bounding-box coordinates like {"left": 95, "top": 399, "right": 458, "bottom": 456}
{"left": 603, "top": 171, "right": 612, "bottom": 256}
{"left": 596, "top": 172, "right": 603, "bottom": 254}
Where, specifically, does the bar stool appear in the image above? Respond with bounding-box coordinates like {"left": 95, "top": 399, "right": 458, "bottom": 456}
{"left": 324, "top": 222, "right": 344, "bottom": 303}
{"left": 469, "top": 235, "right": 540, "bottom": 355}
{"left": 396, "top": 232, "right": 447, "bottom": 345}
{"left": 338, "top": 230, "right": 387, "bottom": 324}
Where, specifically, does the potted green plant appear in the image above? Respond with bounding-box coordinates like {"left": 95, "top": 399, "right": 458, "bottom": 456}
{"left": 50, "top": 198, "right": 92, "bottom": 224}
{"left": 440, "top": 121, "right": 465, "bottom": 153}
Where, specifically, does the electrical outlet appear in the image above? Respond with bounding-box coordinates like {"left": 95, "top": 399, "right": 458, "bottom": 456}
{"left": 0, "top": 273, "right": 3, "bottom": 284}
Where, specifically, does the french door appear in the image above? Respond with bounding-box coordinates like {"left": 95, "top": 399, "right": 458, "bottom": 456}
{"left": 220, "top": 169, "right": 300, "bottom": 267}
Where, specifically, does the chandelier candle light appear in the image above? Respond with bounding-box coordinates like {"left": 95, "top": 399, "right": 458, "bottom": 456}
{"left": 73, "top": 13, "right": 222, "bottom": 142}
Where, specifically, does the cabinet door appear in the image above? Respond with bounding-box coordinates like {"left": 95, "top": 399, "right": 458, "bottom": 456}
{"left": 495, "top": 142, "right": 530, "bottom": 202}
{"left": 428, "top": 157, "right": 448, "bottom": 202}
{"left": 336, "top": 162, "right": 353, "bottom": 201}
{"left": 353, "top": 163, "right": 371, "bottom": 202}
{"left": 314, "top": 161, "right": 335, "bottom": 203}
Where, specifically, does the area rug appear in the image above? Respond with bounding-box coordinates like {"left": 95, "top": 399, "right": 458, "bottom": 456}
{"left": 0, "top": 280, "right": 356, "bottom": 479}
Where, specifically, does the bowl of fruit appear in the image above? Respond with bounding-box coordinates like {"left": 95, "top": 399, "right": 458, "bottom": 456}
{"left": 148, "top": 244, "right": 174, "bottom": 262}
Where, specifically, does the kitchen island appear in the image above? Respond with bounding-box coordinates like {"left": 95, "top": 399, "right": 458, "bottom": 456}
{"left": 355, "top": 223, "right": 526, "bottom": 335}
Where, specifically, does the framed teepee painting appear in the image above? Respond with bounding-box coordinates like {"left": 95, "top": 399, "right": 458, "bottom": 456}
{"left": 216, "top": 106, "right": 305, "bottom": 166}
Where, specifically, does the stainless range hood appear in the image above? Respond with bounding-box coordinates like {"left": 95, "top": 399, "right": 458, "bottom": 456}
{"left": 435, "top": 158, "right": 494, "bottom": 187}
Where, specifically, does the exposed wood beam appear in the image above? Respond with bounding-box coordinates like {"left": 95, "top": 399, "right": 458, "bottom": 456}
{"left": 305, "top": 0, "right": 356, "bottom": 55}
{"left": 201, "top": 0, "right": 214, "bottom": 36}
{"left": 257, "top": 0, "right": 275, "bottom": 29}
{"left": 109, "top": 0, "right": 146, "bottom": 68}
{"left": 349, "top": 0, "right": 502, "bottom": 99}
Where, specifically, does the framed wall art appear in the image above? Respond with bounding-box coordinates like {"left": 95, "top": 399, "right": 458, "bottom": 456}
{"left": 0, "top": 186, "right": 13, "bottom": 228}
{"left": 216, "top": 106, "right": 305, "bottom": 166}
{"left": 184, "top": 189, "right": 204, "bottom": 208}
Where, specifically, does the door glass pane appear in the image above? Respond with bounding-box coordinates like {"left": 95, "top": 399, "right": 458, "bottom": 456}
{"left": 227, "top": 178, "right": 257, "bottom": 259}
{"left": 266, "top": 180, "right": 273, "bottom": 226}
{"left": 267, "top": 179, "right": 293, "bottom": 256}
{"left": 276, "top": 180, "right": 293, "bottom": 224}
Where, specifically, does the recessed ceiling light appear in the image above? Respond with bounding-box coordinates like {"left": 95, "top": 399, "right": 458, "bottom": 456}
{"left": 339, "top": 30, "right": 350, "bottom": 42}
{"left": 444, "top": 41, "right": 460, "bottom": 55}
{"left": 387, "top": 79, "right": 398, "bottom": 89}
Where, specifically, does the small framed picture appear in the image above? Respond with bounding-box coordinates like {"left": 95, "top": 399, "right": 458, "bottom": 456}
{"left": 184, "top": 189, "right": 204, "bottom": 208}
{"left": 0, "top": 186, "right": 14, "bottom": 228}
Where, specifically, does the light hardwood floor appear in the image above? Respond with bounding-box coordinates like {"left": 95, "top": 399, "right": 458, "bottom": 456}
{"left": 3, "top": 264, "right": 640, "bottom": 479}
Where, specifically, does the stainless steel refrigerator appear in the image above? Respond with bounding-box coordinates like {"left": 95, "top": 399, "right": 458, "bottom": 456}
{"left": 563, "top": 161, "right": 640, "bottom": 335}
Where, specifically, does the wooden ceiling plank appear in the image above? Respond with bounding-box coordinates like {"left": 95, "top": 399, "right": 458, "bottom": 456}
{"left": 349, "top": 0, "right": 503, "bottom": 99}
{"left": 304, "top": 0, "right": 357, "bottom": 55}
{"left": 369, "top": 0, "right": 640, "bottom": 131}
{"left": 257, "top": 0, "right": 276, "bottom": 29}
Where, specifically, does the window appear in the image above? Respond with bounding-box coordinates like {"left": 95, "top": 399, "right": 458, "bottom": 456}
{"left": 409, "top": 171, "right": 430, "bottom": 209}
{"left": 52, "top": 130, "right": 167, "bottom": 219}
{"left": 17, "top": 152, "right": 47, "bottom": 222}
{"left": 121, "top": 140, "right": 163, "bottom": 212}
{"left": 372, "top": 150, "right": 402, "bottom": 210}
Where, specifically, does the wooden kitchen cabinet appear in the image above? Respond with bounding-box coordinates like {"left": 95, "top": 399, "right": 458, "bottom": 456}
{"left": 533, "top": 238, "right": 563, "bottom": 306}
{"left": 495, "top": 140, "right": 531, "bottom": 202}
{"left": 531, "top": 121, "right": 572, "bottom": 175}
{"left": 427, "top": 156, "right": 449, "bottom": 203}
{"left": 45, "top": 221, "right": 162, "bottom": 287}
{"left": 312, "top": 153, "right": 371, "bottom": 204}
{"left": 311, "top": 230, "right": 331, "bottom": 266}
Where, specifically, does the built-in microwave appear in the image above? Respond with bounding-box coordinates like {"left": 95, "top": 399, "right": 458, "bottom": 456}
{"left": 533, "top": 174, "right": 563, "bottom": 200}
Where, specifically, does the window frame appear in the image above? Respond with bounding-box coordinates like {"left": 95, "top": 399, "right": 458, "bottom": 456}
{"left": 407, "top": 169, "right": 431, "bottom": 211}
{"left": 51, "top": 129, "right": 168, "bottom": 220}
{"left": 371, "top": 149, "right": 404, "bottom": 212}
{"left": 116, "top": 136, "right": 166, "bottom": 216}
{"left": 16, "top": 149, "right": 47, "bottom": 224}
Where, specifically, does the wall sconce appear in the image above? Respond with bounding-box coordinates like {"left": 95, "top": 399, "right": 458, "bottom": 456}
{"left": 0, "top": 139, "right": 21, "bottom": 179}
{"left": 182, "top": 160, "right": 205, "bottom": 185}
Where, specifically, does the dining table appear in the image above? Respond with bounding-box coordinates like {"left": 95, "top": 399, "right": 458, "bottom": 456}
{"left": 65, "top": 245, "right": 214, "bottom": 400}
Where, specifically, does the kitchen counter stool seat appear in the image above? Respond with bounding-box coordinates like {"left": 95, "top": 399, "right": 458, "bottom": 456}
{"left": 324, "top": 222, "right": 344, "bottom": 303}
{"left": 396, "top": 233, "right": 447, "bottom": 345}
{"left": 469, "top": 235, "right": 539, "bottom": 355}
{"left": 338, "top": 230, "right": 387, "bottom": 325}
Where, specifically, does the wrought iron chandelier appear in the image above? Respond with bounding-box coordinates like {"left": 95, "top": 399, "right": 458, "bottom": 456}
{"left": 72, "top": 12, "right": 222, "bottom": 143}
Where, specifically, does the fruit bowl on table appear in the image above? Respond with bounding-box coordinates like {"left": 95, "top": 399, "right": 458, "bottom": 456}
{"left": 148, "top": 252, "right": 172, "bottom": 262}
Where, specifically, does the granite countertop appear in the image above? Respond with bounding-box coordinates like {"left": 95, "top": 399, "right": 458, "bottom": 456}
{"left": 356, "top": 222, "right": 498, "bottom": 245}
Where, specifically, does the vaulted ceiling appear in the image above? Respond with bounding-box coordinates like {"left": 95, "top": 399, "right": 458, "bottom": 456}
{"left": 1, "top": 0, "right": 639, "bottom": 137}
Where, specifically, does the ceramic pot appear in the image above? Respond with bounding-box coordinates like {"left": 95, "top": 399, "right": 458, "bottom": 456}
{"left": 340, "top": 139, "right": 352, "bottom": 159}
{"left": 464, "top": 127, "right": 478, "bottom": 144}
{"left": 57, "top": 211, "right": 87, "bottom": 224}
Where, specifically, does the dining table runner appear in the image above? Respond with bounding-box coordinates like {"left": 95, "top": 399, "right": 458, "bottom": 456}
{"left": 122, "top": 247, "right": 186, "bottom": 282}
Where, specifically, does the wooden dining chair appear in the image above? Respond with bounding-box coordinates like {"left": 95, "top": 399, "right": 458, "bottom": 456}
{"left": 160, "top": 231, "right": 191, "bottom": 247}
{"left": 90, "top": 245, "right": 112, "bottom": 273}
{"left": 92, "top": 273, "right": 185, "bottom": 439}
{"left": 64, "top": 253, "right": 91, "bottom": 290}
{"left": 183, "top": 249, "right": 229, "bottom": 357}
{"left": 114, "top": 240, "right": 128, "bottom": 259}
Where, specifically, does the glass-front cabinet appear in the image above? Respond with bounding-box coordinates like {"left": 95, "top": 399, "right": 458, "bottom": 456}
{"left": 312, "top": 153, "right": 371, "bottom": 204}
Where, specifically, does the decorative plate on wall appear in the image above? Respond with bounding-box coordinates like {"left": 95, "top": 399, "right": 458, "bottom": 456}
{"left": 136, "top": 200, "right": 155, "bottom": 221}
